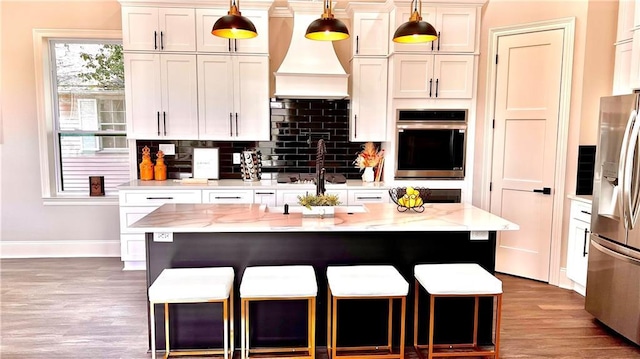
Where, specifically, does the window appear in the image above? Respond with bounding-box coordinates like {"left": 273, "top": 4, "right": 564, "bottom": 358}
{"left": 34, "top": 30, "right": 130, "bottom": 200}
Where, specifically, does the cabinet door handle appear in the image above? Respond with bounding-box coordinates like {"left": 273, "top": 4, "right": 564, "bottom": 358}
{"left": 354, "top": 114, "right": 358, "bottom": 138}
{"left": 580, "top": 210, "right": 591, "bottom": 215}
{"left": 356, "top": 35, "right": 359, "bottom": 54}
{"left": 357, "top": 196, "right": 382, "bottom": 200}
{"left": 437, "top": 31, "right": 441, "bottom": 51}
{"left": 214, "top": 196, "right": 242, "bottom": 199}
{"left": 157, "top": 111, "right": 160, "bottom": 136}
{"left": 163, "top": 112, "right": 167, "bottom": 136}
{"left": 583, "top": 228, "right": 589, "bottom": 256}
{"left": 431, "top": 38, "right": 434, "bottom": 51}
{"left": 255, "top": 192, "right": 275, "bottom": 195}
{"left": 229, "top": 113, "right": 233, "bottom": 136}
{"left": 235, "top": 113, "right": 239, "bottom": 136}
{"left": 160, "top": 31, "right": 164, "bottom": 50}
{"left": 429, "top": 79, "right": 433, "bottom": 97}
{"left": 228, "top": 39, "right": 232, "bottom": 52}
{"left": 234, "top": 39, "right": 237, "bottom": 52}
{"left": 146, "top": 196, "right": 173, "bottom": 200}
{"left": 435, "top": 78, "right": 439, "bottom": 98}
{"left": 154, "top": 31, "right": 158, "bottom": 50}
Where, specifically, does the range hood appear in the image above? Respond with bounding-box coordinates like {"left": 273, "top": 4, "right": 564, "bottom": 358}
{"left": 274, "top": 1, "right": 349, "bottom": 99}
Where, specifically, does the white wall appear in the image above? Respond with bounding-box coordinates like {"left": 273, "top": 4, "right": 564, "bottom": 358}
{"left": 1, "top": 1, "right": 123, "bottom": 257}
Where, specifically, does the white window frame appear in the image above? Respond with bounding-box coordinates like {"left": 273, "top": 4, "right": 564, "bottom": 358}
{"left": 33, "top": 29, "right": 125, "bottom": 204}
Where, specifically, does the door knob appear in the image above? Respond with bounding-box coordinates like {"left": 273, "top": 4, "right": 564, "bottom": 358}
{"left": 533, "top": 187, "right": 552, "bottom": 195}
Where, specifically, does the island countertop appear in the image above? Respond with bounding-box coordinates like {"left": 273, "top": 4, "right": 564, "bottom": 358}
{"left": 130, "top": 202, "right": 519, "bottom": 233}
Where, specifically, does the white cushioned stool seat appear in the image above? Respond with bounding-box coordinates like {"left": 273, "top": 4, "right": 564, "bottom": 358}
{"left": 148, "top": 267, "right": 235, "bottom": 359}
{"left": 327, "top": 265, "right": 409, "bottom": 297}
{"left": 413, "top": 263, "right": 503, "bottom": 359}
{"left": 149, "top": 267, "right": 235, "bottom": 303}
{"left": 240, "top": 265, "right": 317, "bottom": 298}
{"left": 414, "top": 263, "right": 502, "bottom": 295}
{"left": 326, "top": 265, "right": 408, "bottom": 359}
{"left": 240, "top": 265, "right": 318, "bottom": 359}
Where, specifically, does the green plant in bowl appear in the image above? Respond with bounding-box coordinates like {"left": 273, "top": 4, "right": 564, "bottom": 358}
{"left": 297, "top": 193, "right": 342, "bottom": 209}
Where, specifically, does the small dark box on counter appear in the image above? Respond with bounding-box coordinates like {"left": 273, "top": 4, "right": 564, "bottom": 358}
{"left": 89, "top": 176, "right": 105, "bottom": 196}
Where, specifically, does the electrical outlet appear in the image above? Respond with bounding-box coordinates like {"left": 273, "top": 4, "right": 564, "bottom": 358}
{"left": 233, "top": 153, "right": 241, "bottom": 165}
{"left": 470, "top": 231, "right": 489, "bottom": 241}
{"left": 159, "top": 143, "right": 175, "bottom": 155}
{"left": 153, "top": 232, "right": 173, "bottom": 242}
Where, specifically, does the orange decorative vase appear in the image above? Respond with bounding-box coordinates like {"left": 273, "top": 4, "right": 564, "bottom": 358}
{"left": 139, "top": 146, "right": 154, "bottom": 181}
{"left": 154, "top": 150, "right": 167, "bottom": 181}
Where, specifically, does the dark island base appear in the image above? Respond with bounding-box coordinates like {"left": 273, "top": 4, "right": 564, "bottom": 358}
{"left": 146, "top": 231, "right": 498, "bottom": 351}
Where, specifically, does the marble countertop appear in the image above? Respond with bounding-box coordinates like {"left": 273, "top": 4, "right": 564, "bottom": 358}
{"left": 568, "top": 194, "right": 593, "bottom": 204}
{"left": 130, "top": 203, "right": 519, "bottom": 233}
{"left": 118, "top": 179, "right": 389, "bottom": 190}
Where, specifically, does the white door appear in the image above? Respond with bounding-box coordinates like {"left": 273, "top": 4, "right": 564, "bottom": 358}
{"left": 490, "top": 29, "right": 564, "bottom": 281}
{"left": 158, "top": 8, "right": 196, "bottom": 52}
{"left": 353, "top": 12, "right": 389, "bottom": 56}
{"left": 121, "top": 7, "right": 159, "bottom": 51}
{"left": 392, "top": 54, "right": 434, "bottom": 98}
{"left": 434, "top": 7, "right": 477, "bottom": 53}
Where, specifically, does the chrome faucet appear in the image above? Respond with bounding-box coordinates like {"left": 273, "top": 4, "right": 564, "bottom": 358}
{"left": 316, "top": 139, "right": 326, "bottom": 196}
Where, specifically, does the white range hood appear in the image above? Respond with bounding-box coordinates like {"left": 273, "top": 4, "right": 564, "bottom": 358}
{"left": 274, "top": 1, "right": 349, "bottom": 99}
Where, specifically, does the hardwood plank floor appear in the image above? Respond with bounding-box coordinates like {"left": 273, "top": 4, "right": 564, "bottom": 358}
{"left": 1, "top": 258, "right": 639, "bottom": 358}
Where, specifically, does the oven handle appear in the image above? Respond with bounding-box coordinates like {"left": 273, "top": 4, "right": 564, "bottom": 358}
{"left": 397, "top": 123, "right": 467, "bottom": 130}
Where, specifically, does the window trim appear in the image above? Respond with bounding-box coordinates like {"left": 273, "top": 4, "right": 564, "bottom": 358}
{"left": 33, "top": 29, "right": 124, "bottom": 203}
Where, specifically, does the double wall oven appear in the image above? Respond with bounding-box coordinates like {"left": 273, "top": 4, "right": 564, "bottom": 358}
{"left": 395, "top": 109, "right": 467, "bottom": 179}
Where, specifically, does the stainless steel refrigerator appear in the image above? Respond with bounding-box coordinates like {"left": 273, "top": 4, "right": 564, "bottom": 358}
{"left": 586, "top": 93, "right": 640, "bottom": 346}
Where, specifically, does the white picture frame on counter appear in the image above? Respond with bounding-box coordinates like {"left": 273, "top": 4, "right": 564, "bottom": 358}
{"left": 193, "top": 148, "right": 219, "bottom": 180}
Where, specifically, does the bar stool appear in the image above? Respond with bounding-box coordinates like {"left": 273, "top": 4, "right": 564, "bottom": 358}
{"left": 148, "top": 267, "right": 235, "bottom": 359}
{"left": 413, "top": 263, "right": 503, "bottom": 359}
{"left": 326, "top": 265, "right": 409, "bottom": 359}
{"left": 239, "top": 265, "right": 318, "bottom": 359}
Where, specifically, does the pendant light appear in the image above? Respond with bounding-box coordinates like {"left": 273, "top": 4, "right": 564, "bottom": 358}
{"left": 392, "top": 0, "right": 437, "bottom": 43}
{"left": 211, "top": 0, "right": 257, "bottom": 39}
{"left": 305, "top": 0, "right": 349, "bottom": 41}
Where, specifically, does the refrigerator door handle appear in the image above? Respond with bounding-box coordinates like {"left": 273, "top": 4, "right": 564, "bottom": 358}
{"left": 592, "top": 239, "right": 640, "bottom": 265}
{"left": 627, "top": 111, "right": 640, "bottom": 229}
{"left": 618, "top": 110, "right": 636, "bottom": 229}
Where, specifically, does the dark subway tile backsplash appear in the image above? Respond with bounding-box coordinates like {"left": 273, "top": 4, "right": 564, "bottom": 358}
{"left": 135, "top": 99, "right": 371, "bottom": 180}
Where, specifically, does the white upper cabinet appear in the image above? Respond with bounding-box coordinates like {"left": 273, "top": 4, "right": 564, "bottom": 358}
{"left": 351, "top": 57, "right": 388, "bottom": 141}
{"left": 617, "top": 0, "right": 635, "bottom": 42}
{"left": 393, "top": 54, "right": 473, "bottom": 99}
{"left": 122, "top": 7, "right": 196, "bottom": 52}
{"left": 198, "top": 55, "right": 270, "bottom": 141}
{"left": 613, "top": 41, "right": 633, "bottom": 95}
{"left": 352, "top": 12, "right": 390, "bottom": 56}
{"left": 124, "top": 53, "right": 198, "bottom": 139}
{"left": 195, "top": 8, "right": 269, "bottom": 54}
{"left": 390, "top": 5, "right": 477, "bottom": 53}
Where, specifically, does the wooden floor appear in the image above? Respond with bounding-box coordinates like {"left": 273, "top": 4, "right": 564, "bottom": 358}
{"left": 1, "top": 258, "right": 639, "bottom": 358}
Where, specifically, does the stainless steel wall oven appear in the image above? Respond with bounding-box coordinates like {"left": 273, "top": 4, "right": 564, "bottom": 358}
{"left": 395, "top": 109, "right": 467, "bottom": 179}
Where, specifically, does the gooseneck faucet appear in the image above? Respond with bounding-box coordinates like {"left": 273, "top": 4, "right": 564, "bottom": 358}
{"left": 316, "top": 139, "right": 326, "bottom": 196}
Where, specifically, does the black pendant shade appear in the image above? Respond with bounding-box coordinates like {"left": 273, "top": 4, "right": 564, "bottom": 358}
{"left": 392, "top": 0, "right": 438, "bottom": 44}
{"left": 305, "top": 0, "right": 349, "bottom": 41}
{"left": 211, "top": 0, "right": 257, "bottom": 39}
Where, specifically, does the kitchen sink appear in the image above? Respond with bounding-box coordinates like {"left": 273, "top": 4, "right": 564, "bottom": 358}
{"left": 265, "top": 205, "right": 368, "bottom": 214}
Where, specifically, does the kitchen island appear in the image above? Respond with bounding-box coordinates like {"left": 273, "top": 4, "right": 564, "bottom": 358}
{"left": 131, "top": 203, "right": 518, "bottom": 352}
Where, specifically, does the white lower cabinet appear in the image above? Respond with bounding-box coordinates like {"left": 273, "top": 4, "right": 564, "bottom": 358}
{"left": 202, "top": 189, "right": 253, "bottom": 203}
{"left": 118, "top": 189, "right": 202, "bottom": 270}
{"left": 254, "top": 190, "right": 277, "bottom": 207}
{"left": 566, "top": 199, "right": 592, "bottom": 296}
{"left": 348, "top": 189, "right": 390, "bottom": 205}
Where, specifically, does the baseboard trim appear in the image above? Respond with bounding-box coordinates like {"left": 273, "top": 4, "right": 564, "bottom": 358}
{"left": 558, "top": 267, "right": 574, "bottom": 290}
{"left": 1, "top": 240, "right": 120, "bottom": 258}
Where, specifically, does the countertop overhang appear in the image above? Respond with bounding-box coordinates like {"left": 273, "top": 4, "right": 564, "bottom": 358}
{"left": 130, "top": 203, "right": 519, "bottom": 233}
